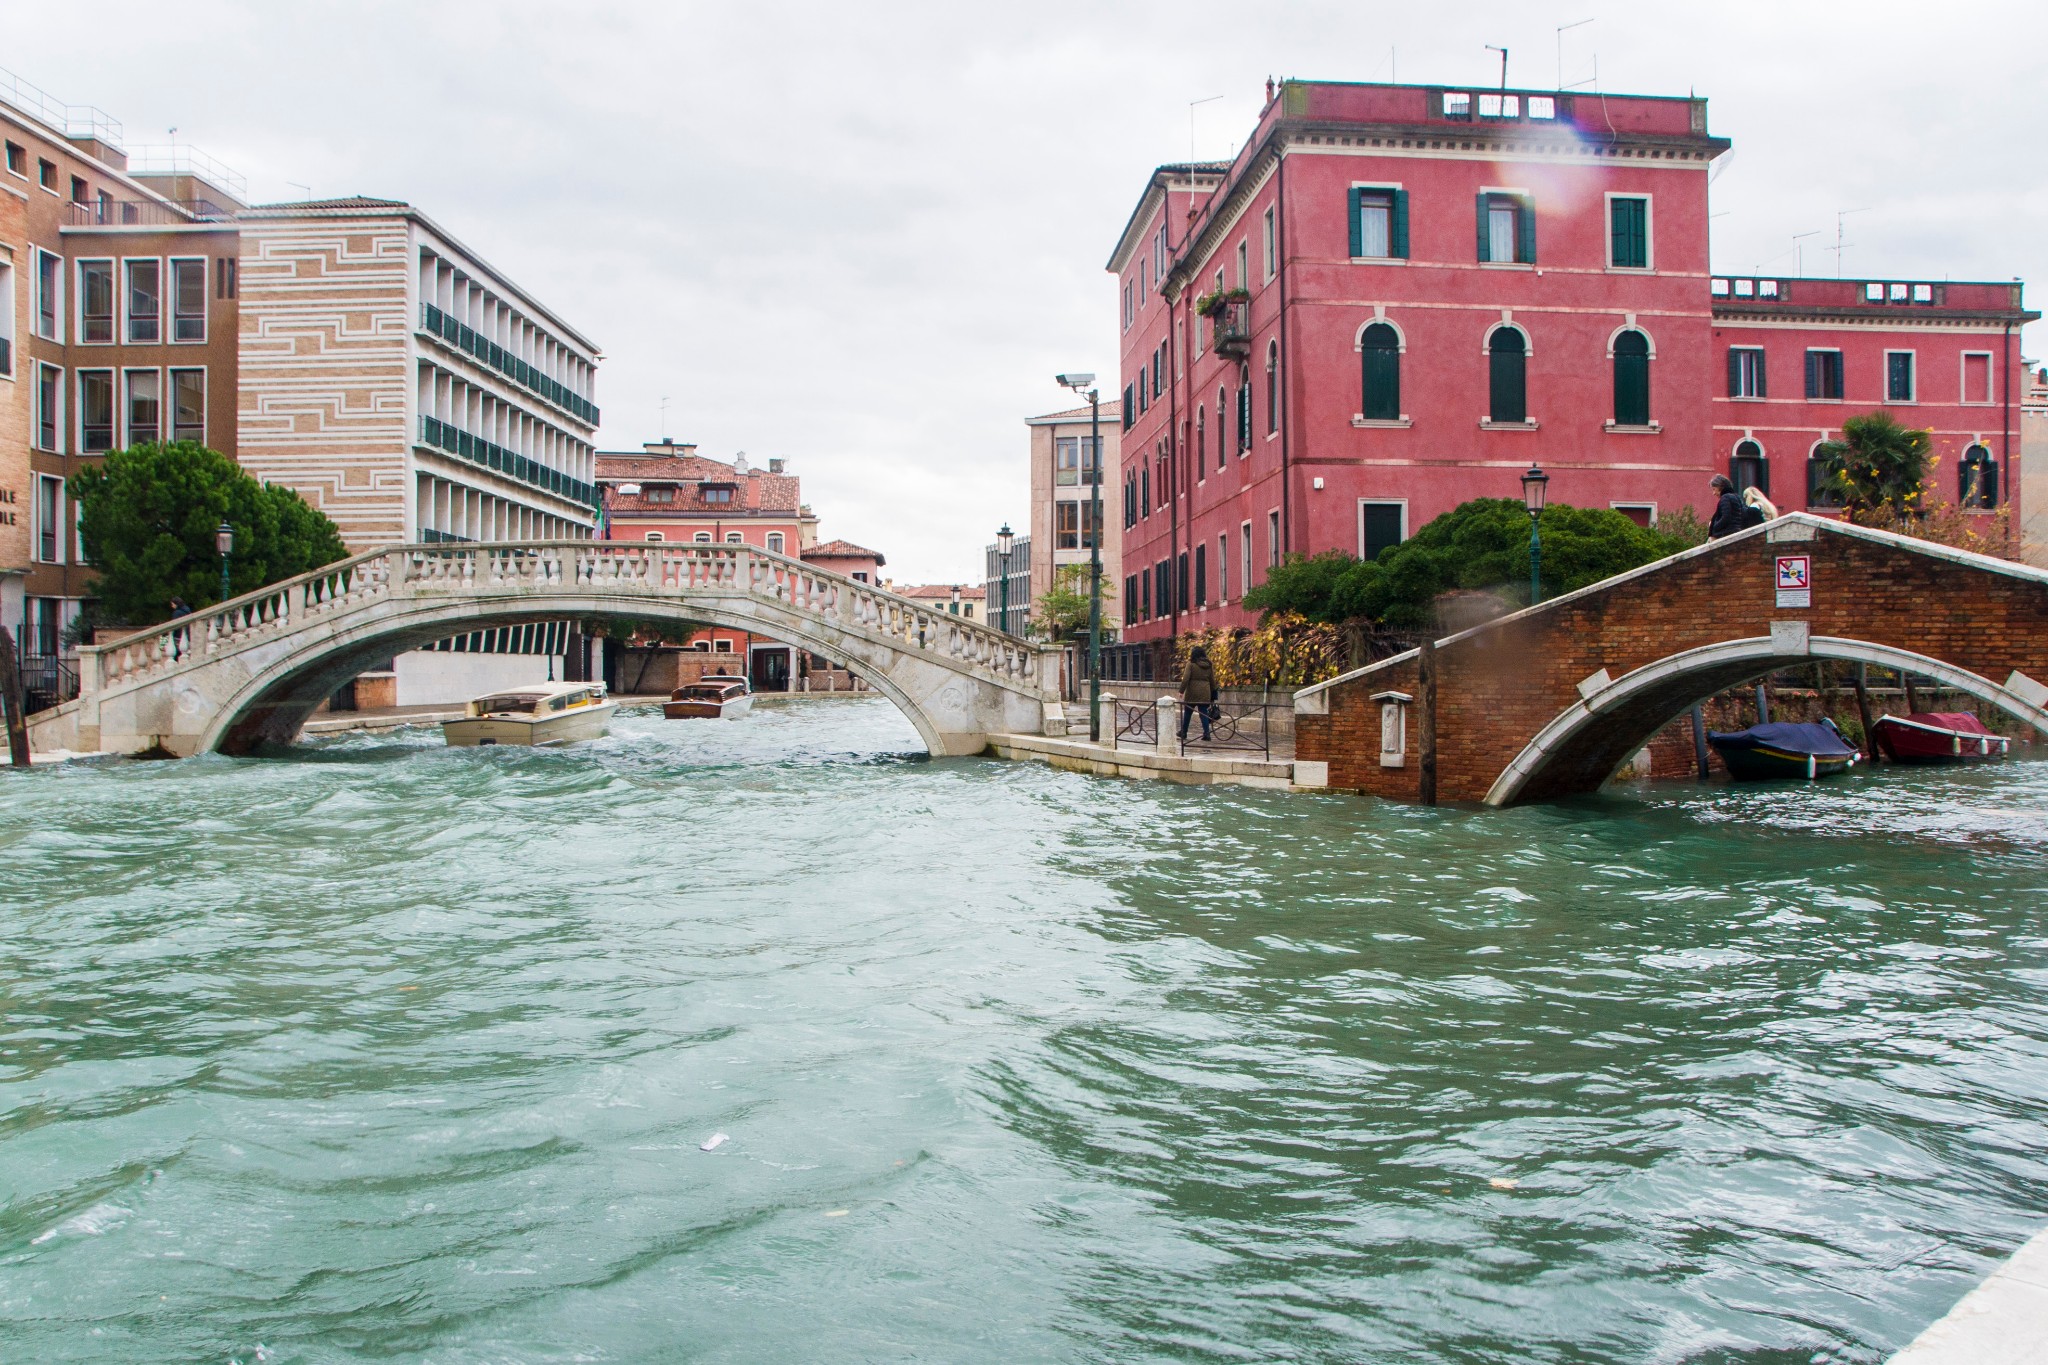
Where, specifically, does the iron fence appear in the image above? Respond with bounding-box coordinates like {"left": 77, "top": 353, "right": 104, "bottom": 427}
{"left": 1173, "top": 697, "right": 1284, "bottom": 758}
{"left": 1112, "top": 696, "right": 1157, "bottom": 747}
{"left": 18, "top": 652, "right": 78, "bottom": 714}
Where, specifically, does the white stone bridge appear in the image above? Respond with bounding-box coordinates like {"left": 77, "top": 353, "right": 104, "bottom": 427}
{"left": 29, "top": 541, "right": 1061, "bottom": 757}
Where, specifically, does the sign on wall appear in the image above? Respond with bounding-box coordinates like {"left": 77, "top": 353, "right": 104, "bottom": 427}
{"left": 1775, "top": 554, "right": 1812, "bottom": 609}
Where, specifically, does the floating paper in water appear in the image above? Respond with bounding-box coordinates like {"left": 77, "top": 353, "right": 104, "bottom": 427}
{"left": 824, "top": 1209, "right": 849, "bottom": 1217}
{"left": 700, "top": 1133, "right": 729, "bottom": 1151}
{"left": 1489, "top": 1177, "right": 1518, "bottom": 1190}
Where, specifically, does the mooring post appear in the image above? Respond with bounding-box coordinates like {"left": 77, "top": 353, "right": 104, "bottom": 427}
{"left": 1903, "top": 668, "right": 1921, "bottom": 716}
{"left": 0, "top": 625, "right": 31, "bottom": 769}
{"left": 1854, "top": 663, "right": 1880, "bottom": 762}
{"left": 1417, "top": 635, "right": 1438, "bottom": 806}
{"left": 1690, "top": 704, "right": 1709, "bottom": 780}
{"left": 1754, "top": 682, "right": 1771, "bottom": 725}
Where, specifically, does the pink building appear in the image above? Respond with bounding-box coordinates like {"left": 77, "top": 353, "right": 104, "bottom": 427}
{"left": 801, "top": 538, "right": 884, "bottom": 585}
{"left": 1106, "top": 79, "right": 2035, "bottom": 643}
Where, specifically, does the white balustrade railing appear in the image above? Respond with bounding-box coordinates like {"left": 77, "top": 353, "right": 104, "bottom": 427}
{"left": 84, "top": 540, "right": 1041, "bottom": 693}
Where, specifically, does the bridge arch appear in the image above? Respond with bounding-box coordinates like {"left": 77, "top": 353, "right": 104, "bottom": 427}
{"left": 1486, "top": 634, "right": 2048, "bottom": 807}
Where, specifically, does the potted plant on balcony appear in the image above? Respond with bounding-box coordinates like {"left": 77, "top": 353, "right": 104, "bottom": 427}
{"left": 1194, "top": 287, "right": 1250, "bottom": 319}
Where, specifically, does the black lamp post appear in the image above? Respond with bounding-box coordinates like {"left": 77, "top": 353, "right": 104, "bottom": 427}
{"left": 995, "top": 523, "right": 1014, "bottom": 634}
{"left": 216, "top": 521, "right": 235, "bottom": 604}
{"left": 1520, "top": 466, "right": 1548, "bottom": 605}
{"left": 1057, "top": 372, "right": 1103, "bottom": 742}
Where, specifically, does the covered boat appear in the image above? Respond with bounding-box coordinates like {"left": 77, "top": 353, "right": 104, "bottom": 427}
{"left": 1872, "top": 712, "right": 2011, "bottom": 765}
{"left": 663, "top": 674, "right": 754, "bottom": 720}
{"left": 1708, "top": 719, "right": 1859, "bottom": 781}
{"left": 442, "top": 682, "right": 615, "bottom": 747}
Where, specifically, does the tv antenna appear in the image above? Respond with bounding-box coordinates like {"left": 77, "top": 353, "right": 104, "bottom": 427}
{"left": 1485, "top": 45, "right": 1509, "bottom": 90}
{"left": 1188, "top": 94, "right": 1223, "bottom": 161}
{"left": 1826, "top": 208, "right": 1869, "bottom": 278}
{"left": 659, "top": 395, "right": 670, "bottom": 439}
{"left": 1790, "top": 230, "right": 1820, "bottom": 277}
{"left": 1556, "top": 20, "right": 1592, "bottom": 89}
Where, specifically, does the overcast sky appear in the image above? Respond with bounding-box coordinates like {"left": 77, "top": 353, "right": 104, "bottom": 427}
{"left": 21, "top": 1, "right": 2046, "bottom": 583}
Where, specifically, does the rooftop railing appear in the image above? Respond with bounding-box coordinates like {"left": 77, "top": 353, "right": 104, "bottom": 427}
{"left": 64, "top": 199, "right": 235, "bottom": 228}
{"left": 419, "top": 303, "right": 600, "bottom": 427}
{"left": 123, "top": 143, "right": 248, "bottom": 200}
{"left": 0, "top": 64, "right": 121, "bottom": 143}
{"left": 419, "top": 415, "right": 601, "bottom": 511}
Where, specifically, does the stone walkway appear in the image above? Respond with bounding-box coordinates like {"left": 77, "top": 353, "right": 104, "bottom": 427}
{"left": 986, "top": 733, "right": 1298, "bottom": 790}
{"left": 1890, "top": 1226, "right": 2048, "bottom": 1363}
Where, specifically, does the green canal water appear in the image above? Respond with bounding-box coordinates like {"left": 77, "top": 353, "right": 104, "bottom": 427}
{"left": 2, "top": 697, "right": 2046, "bottom": 1363}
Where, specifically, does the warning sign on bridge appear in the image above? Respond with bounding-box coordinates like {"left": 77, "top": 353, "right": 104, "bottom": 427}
{"left": 1775, "top": 554, "right": 1812, "bottom": 608}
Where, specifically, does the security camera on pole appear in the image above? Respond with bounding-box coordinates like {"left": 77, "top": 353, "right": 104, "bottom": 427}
{"left": 1057, "top": 373, "right": 1103, "bottom": 742}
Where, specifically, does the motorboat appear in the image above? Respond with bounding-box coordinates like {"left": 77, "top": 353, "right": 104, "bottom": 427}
{"left": 442, "top": 681, "right": 616, "bottom": 747}
{"left": 663, "top": 674, "right": 755, "bottom": 719}
{"left": 1871, "top": 711, "right": 2011, "bottom": 765}
{"left": 1708, "top": 719, "right": 1859, "bottom": 781}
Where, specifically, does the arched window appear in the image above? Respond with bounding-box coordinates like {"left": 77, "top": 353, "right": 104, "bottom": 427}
{"left": 644, "top": 532, "right": 665, "bottom": 543}
{"left": 1265, "top": 340, "right": 1280, "bottom": 434}
{"left": 1195, "top": 405, "right": 1206, "bottom": 471}
{"left": 1612, "top": 329, "right": 1650, "bottom": 426}
{"left": 1216, "top": 386, "right": 1228, "bottom": 467}
{"left": 1730, "top": 439, "right": 1769, "bottom": 496}
{"left": 1487, "top": 326, "right": 1527, "bottom": 424}
{"left": 693, "top": 532, "right": 712, "bottom": 543}
{"left": 1237, "top": 372, "right": 1253, "bottom": 452}
{"left": 767, "top": 532, "right": 785, "bottom": 554}
{"left": 1960, "top": 445, "right": 1998, "bottom": 508}
{"left": 1806, "top": 441, "right": 1844, "bottom": 509}
{"left": 1360, "top": 322, "right": 1400, "bottom": 421}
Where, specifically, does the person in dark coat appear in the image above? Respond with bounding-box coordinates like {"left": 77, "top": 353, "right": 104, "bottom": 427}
{"left": 1178, "top": 646, "right": 1217, "bottom": 742}
{"left": 1706, "top": 474, "right": 1747, "bottom": 540}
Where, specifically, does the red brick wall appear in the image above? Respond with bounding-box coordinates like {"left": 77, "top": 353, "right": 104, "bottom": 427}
{"left": 1297, "top": 520, "right": 2048, "bottom": 803}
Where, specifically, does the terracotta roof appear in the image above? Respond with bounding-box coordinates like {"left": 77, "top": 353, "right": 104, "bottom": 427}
{"left": 245, "top": 195, "right": 409, "bottom": 211}
{"left": 899, "top": 584, "right": 985, "bottom": 600}
{"left": 802, "top": 539, "right": 885, "bottom": 566}
{"left": 1027, "top": 401, "right": 1123, "bottom": 425}
{"left": 596, "top": 452, "right": 801, "bottom": 516}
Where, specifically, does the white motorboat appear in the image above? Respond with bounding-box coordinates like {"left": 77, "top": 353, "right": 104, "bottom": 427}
{"left": 663, "top": 674, "right": 755, "bottom": 719}
{"left": 442, "top": 681, "right": 616, "bottom": 747}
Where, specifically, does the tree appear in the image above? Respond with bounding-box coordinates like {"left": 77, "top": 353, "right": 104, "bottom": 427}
{"left": 68, "top": 441, "right": 351, "bottom": 627}
{"left": 1030, "top": 563, "right": 1117, "bottom": 641}
{"left": 1812, "top": 412, "right": 1933, "bottom": 517}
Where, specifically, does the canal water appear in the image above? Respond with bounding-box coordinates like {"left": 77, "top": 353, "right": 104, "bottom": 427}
{"left": 2, "top": 697, "right": 2045, "bottom": 1363}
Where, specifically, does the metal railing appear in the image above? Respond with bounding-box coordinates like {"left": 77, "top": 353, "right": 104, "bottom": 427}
{"left": 1173, "top": 697, "right": 1283, "bottom": 758}
{"left": 18, "top": 652, "right": 78, "bottom": 714}
{"left": 64, "top": 198, "right": 235, "bottom": 228}
{"left": 1113, "top": 696, "right": 1157, "bottom": 747}
{"left": 419, "top": 416, "right": 600, "bottom": 509}
{"left": 419, "top": 303, "right": 600, "bottom": 427}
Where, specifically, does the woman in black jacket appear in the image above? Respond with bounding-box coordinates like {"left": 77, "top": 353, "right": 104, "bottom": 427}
{"left": 1178, "top": 647, "right": 1217, "bottom": 743}
{"left": 1706, "top": 474, "right": 1747, "bottom": 540}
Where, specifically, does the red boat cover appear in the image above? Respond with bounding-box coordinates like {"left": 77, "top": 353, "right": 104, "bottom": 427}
{"left": 1904, "top": 712, "right": 1993, "bottom": 735}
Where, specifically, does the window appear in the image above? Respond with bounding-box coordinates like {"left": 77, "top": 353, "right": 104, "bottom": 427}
{"left": 1728, "top": 347, "right": 1766, "bottom": 399}
{"left": 36, "top": 364, "right": 61, "bottom": 451}
{"left": 701, "top": 484, "right": 734, "bottom": 504}
{"left": 172, "top": 259, "right": 206, "bottom": 342}
{"left": 79, "top": 259, "right": 114, "bottom": 343}
{"left": 1477, "top": 192, "right": 1534, "bottom": 264}
{"left": 1056, "top": 500, "right": 1081, "bottom": 550}
{"left": 725, "top": 532, "right": 743, "bottom": 544}
{"left": 171, "top": 368, "right": 205, "bottom": 443}
{"left": 125, "top": 369, "right": 161, "bottom": 446}
{"left": 1265, "top": 341, "right": 1279, "bottom": 434}
{"left": 1216, "top": 385, "right": 1228, "bottom": 468}
{"left": 1487, "top": 327, "right": 1528, "bottom": 423}
{"left": 1478, "top": 93, "right": 1520, "bottom": 118}
{"left": 1962, "top": 352, "right": 1993, "bottom": 405}
{"left": 216, "top": 256, "right": 237, "bottom": 299}
{"left": 851, "top": 571, "right": 869, "bottom": 584}
{"left": 37, "top": 158, "right": 56, "bottom": 191}
{"left": 1177, "top": 553, "right": 1189, "bottom": 614}
{"left": 0, "top": 258, "right": 13, "bottom": 375}
{"left": 644, "top": 485, "right": 674, "bottom": 503}
{"left": 1360, "top": 322, "right": 1400, "bottom": 421}
{"left": 1141, "top": 565, "right": 1152, "bottom": 619}
{"left": 1125, "top": 574, "right": 1140, "bottom": 621}
{"left": 1218, "top": 534, "right": 1229, "bottom": 603}
{"left": 1136, "top": 362, "right": 1146, "bottom": 414}
{"left": 1610, "top": 503, "right": 1657, "bottom": 528}
{"left": 1960, "top": 445, "right": 1998, "bottom": 508}
{"left": 1730, "top": 439, "right": 1769, "bottom": 497}
{"left": 1443, "top": 91, "right": 1471, "bottom": 119}
{"left": 1612, "top": 329, "right": 1651, "bottom": 426}
{"left": 714, "top": 639, "right": 734, "bottom": 652}
{"left": 644, "top": 532, "right": 665, "bottom": 542}
{"left": 1361, "top": 501, "right": 1405, "bottom": 562}
{"left": 1121, "top": 384, "right": 1134, "bottom": 429}
{"left": 1886, "top": 351, "right": 1916, "bottom": 403}
{"left": 1267, "top": 510, "right": 1281, "bottom": 568}
{"left": 1805, "top": 349, "right": 1843, "bottom": 400}
{"left": 1194, "top": 544, "right": 1207, "bottom": 606}
{"left": 693, "top": 532, "right": 712, "bottom": 543}
{"left": 1807, "top": 444, "right": 1843, "bottom": 509}
{"left": 1195, "top": 408, "right": 1206, "bottom": 476}
{"left": 1349, "top": 188, "right": 1407, "bottom": 259}
{"left": 1122, "top": 281, "right": 1132, "bottom": 332}
{"left": 35, "top": 475, "right": 63, "bottom": 563}
{"left": 1241, "top": 521, "right": 1253, "bottom": 593}
{"left": 35, "top": 249, "right": 60, "bottom": 341}
{"left": 1235, "top": 239, "right": 1247, "bottom": 288}
{"left": 79, "top": 370, "right": 114, "bottom": 452}
{"left": 4, "top": 141, "right": 22, "bottom": 175}
{"left": 125, "top": 259, "right": 161, "bottom": 343}
{"left": 767, "top": 532, "right": 785, "bottom": 554}
{"left": 1237, "top": 377, "right": 1252, "bottom": 452}
{"left": 1608, "top": 196, "right": 1649, "bottom": 269}
{"left": 1262, "top": 207, "right": 1276, "bottom": 281}
{"left": 1528, "top": 96, "right": 1556, "bottom": 119}
{"left": 1140, "top": 466, "right": 1150, "bottom": 518}
{"left": 70, "top": 175, "right": 88, "bottom": 204}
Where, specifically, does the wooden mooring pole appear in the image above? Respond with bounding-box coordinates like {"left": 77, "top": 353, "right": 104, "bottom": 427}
{"left": 0, "top": 625, "right": 31, "bottom": 769}
{"left": 1854, "top": 663, "right": 1880, "bottom": 763}
{"left": 1417, "top": 635, "right": 1438, "bottom": 806}
{"left": 1690, "top": 704, "right": 1709, "bottom": 780}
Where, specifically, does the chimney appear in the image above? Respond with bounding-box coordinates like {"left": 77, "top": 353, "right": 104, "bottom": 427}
{"left": 733, "top": 451, "right": 750, "bottom": 476}
{"left": 768, "top": 458, "right": 786, "bottom": 475}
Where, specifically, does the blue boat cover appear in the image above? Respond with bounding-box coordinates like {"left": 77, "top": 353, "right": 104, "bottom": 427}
{"left": 1707, "top": 721, "right": 1857, "bottom": 757}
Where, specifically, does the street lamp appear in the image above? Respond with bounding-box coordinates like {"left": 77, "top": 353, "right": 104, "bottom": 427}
{"left": 1520, "top": 465, "right": 1549, "bottom": 605}
{"left": 215, "top": 520, "right": 235, "bottom": 603}
{"left": 995, "top": 523, "right": 1014, "bottom": 635}
{"left": 1057, "top": 372, "right": 1103, "bottom": 743}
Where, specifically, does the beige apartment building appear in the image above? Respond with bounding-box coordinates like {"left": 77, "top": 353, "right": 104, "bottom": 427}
{"left": 1023, "top": 400, "right": 1122, "bottom": 635}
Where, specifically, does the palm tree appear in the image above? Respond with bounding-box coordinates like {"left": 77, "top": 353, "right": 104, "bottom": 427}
{"left": 1812, "top": 412, "right": 1933, "bottom": 518}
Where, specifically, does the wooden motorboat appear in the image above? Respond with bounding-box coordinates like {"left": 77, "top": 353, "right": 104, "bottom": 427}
{"left": 663, "top": 674, "right": 755, "bottom": 719}
{"left": 442, "top": 682, "right": 615, "bottom": 747}
{"left": 1708, "top": 719, "right": 1859, "bottom": 781}
{"left": 1872, "top": 712, "right": 2011, "bottom": 765}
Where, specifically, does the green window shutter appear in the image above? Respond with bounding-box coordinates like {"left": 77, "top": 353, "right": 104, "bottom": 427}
{"left": 1804, "top": 350, "right": 1818, "bottom": 399}
{"left": 1475, "top": 193, "right": 1490, "bottom": 262}
{"left": 1756, "top": 352, "right": 1767, "bottom": 399}
{"left": 1348, "top": 187, "right": 1364, "bottom": 258}
{"left": 1727, "top": 348, "right": 1741, "bottom": 397}
{"left": 1392, "top": 190, "right": 1410, "bottom": 258}
{"left": 1518, "top": 195, "right": 1537, "bottom": 264}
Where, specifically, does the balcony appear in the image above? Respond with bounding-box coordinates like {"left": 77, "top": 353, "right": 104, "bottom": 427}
{"left": 419, "top": 303, "right": 600, "bottom": 427}
{"left": 64, "top": 198, "right": 235, "bottom": 228}
{"left": 419, "top": 415, "right": 601, "bottom": 510}
{"left": 1210, "top": 297, "right": 1252, "bottom": 358}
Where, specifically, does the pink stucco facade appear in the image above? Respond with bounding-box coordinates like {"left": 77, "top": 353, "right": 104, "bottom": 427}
{"left": 1107, "top": 80, "right": 2035, "bottom": 643}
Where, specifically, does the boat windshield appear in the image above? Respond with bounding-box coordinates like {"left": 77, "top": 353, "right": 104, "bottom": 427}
{"left": 477, "top": 695, "right": 540, "bottom": 714}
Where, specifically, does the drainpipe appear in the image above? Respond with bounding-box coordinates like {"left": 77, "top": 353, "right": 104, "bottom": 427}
{"left": 1276, "top": 150, "right": 1292, "bottom": 558}
{"left": 1169, "top": 307, "right": 1181, "bottom": 649}
{"left": 2002, "top": 318, "right": 2013, "bottom": 478}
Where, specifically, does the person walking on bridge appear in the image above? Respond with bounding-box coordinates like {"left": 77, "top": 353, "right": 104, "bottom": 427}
{"left": 1178, "top": 646, "right": 1218, "bottom": 744}
{"left": 1707, "top": 475, "right": 1747, "bottom": 540}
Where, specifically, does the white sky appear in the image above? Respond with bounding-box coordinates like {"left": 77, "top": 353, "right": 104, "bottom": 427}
{"left": 22, "top": 0, "right": 2046, "bottom": 583}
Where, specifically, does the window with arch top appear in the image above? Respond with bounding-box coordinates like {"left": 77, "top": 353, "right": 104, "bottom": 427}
{"left": 1216, "top": 385, "right": 1228, "bottom": 468}
{"left": 1487, "top": 326, "right": 1527, "bottom": 424}
{"left": 1730, "top": 439, "right": 1769, "bottom": 497}
{"left": 1961, "top": 445, "right": 1998, "bottom": 508}
{"left": 1612, "top": 329, "right": 1650, "bottom": 426}
{"left": 1265, "top": 340, "right": 1279, "bottom": 435}
{"left": 1360, "top": 322, "right": 1400, "bottom": 421}
{"left": 1806, "top": 444, "right": 1844, "bottom": 509}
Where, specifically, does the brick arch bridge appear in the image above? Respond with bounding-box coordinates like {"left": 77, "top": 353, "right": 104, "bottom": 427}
{"left": 1292, "top": 514, "right": 2048, "bottom": 806}
{"left": 28, "top": 542, "right": 1059, "bottom": 758}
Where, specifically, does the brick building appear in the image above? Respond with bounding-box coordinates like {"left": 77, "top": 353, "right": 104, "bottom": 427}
{"left": 1106, "top": 79, "right": 2035, "bottom": 644}
{"left": 898, "top": 582, "right": 985, "bottom": 622}
{"left": 1024, "top": 400, "right": 1121, "bottom": 638}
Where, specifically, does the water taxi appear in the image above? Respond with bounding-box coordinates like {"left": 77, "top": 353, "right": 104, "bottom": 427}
{"left": 663, "top": 674, "right": 754, "bottom": 720}
{"left": 442, "top": 682, "right": 616, "bottom": 747}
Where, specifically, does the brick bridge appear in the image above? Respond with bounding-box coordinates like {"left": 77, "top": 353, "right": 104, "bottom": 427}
{"left": 1292, "top": 514, "right": 2048, "bottom": 806}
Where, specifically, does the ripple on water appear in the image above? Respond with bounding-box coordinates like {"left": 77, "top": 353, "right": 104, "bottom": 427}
{"left": 1, "top": 701, "right": 2046, "bottom": 1362}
